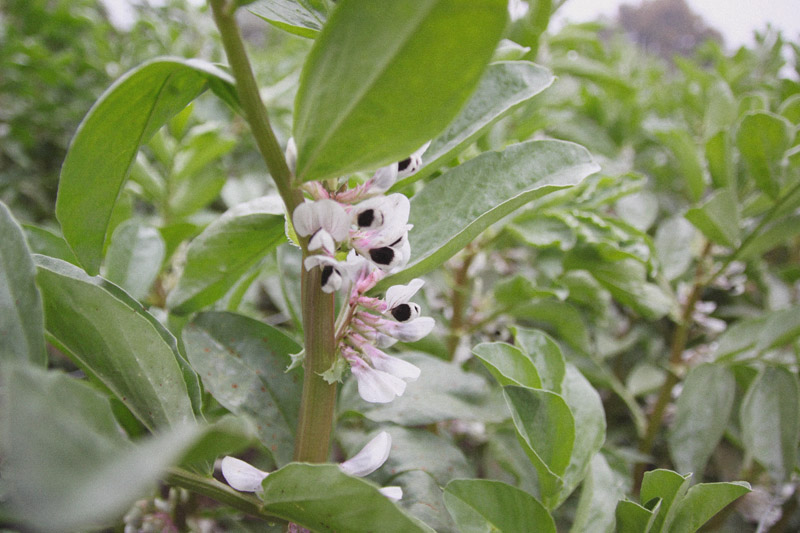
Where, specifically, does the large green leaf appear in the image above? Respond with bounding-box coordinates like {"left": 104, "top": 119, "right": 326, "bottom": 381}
{"left": 34, "top": 255, "right": 195, "bottom": 430}
{"left": 656, "top": 129, "right": 706, "bottom": 202}
{"left": 615, "top": 499, "right": 660, "bottom": 533}
{"left": 392, "top": 470, "right": 458, "bottom": 533}
{"left": 668, "top": 364, "right": 735, "bottom": 480}
{"left": 684, "top": 188, "right": 741, "bottom": 247}
{"left": 0, "top": 202, "right": 46, "bottom": 365}
{"left": 293, "top": 0, "right": 508, "bottom": 181}
{"left": 640, "top": 469, "right": 690, "bottom": 533}
{"left": 570, "top": 454, "right": 624, "bottom": 533}
{"left": 443, "top": 479, "right": 555, "bottom": 533}
{"left": 56, "top": 58, "right": 236, "bottom": 274}
{"left": 1, "top": 364, "right": 250, "bottom": 533}
{"left": 249, "top": 0, "right": 329, "bottom": 38}
{"left": 378, "top": 140, "right": 598, "bottom": 289}
{"left": 736, "top": 111, "right": 794, "bottom": 197}
{"left": 182, "top": 311, "right": 302, "bottom": 466}
{"left": 259, "top": 463, "right": 434, "bottom": 532}
{"left": 104, "top": 220, "right": 166, "bottom": 301}
{"left": 503, "top": 385, "right": 574, "bottom": 508}
{"left": 167, "top": 196, "right": 286, "bottom": 314}
{"left": 654, "top": 215, "right": 696, "bottom": 280}
{"left": 740, "top": 366, "right": 800, "bottom": 480}
{"left": 473, "top": 341, "right": 543, "bottom": 389}
{"left": 669, "top": 481, "right": 751, "bottom": 533}
{"left": 339, "top": 351, "right": 505, "bottom": 425}
{"left": 393, "top": 61, "right": 554, "bottom": 189}
{"left": 512, "top": 327, "right": 566, "bottom": 393}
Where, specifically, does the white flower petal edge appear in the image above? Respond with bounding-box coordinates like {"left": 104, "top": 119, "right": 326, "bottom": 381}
{"left": 384, "top": 279, "right": 425, "bottom": 309}
{"left": 362, "top": 344, "right": 421, "bottom": 381}
{"left": 379, "top": 486, "right": 403, "bottom": 501}
{"left": 221, "top": 456, "right": 269, "bottom": 493}
{"left": 339, "top": 431, "right": 392, "bottom": 478}
{"left": 350, "top": 359, "right": 407, "bottom": 403}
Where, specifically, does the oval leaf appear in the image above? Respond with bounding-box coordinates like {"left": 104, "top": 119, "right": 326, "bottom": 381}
{"left": 0, "top": 202, "right": 46, "bottom": 365}
{"left": 293, "top": 0, "right": 509, "bottom": 181}
{"left": 260, "top": 463, "right": 434, "bottom": 532}
{"left": 249, "top": 0, "right": 328, "bottom": 38}
{"left": 378, "top": 140, "right": 598, "bottom": 290}
{"left": 34, "top": 255, "right": 195, "bottom": 430}
{"left": 104, "top": 220, "right": 166, "bottom": 301}
{"left": 167, "top": 196, "right": 286, "bottom": 314}
{"left": 56, "top": 58, "right": 236, "bottom": 274}
{"left": 444, "top": 479, "right": 555, "bottom": 533}
{"left": 670, "top": 481, "right": 751, "bottom": 533}
{"left": 473, "top": 341, "right": 542, "bottom": 389}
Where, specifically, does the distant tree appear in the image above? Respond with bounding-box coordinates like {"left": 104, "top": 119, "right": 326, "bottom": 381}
{"left": 617, "top": 0, "right": 723, "bottom": 59}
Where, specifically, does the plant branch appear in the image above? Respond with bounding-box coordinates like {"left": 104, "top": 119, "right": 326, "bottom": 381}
{"left": 209, "top": 0, "right": 303, "bottom": 214}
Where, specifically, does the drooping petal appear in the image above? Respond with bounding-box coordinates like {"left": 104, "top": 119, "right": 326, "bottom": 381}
{"left": 315, "top": 199, "right": 349, "bottom": 242}
{"left": 349, "top": 358, "right": 406, "bottom": 403}
{"left": 339, "top": 431, "right": 392, "bottom": 477}
{"left": 292, "top": 201, "right": 316, "bottom": 237}
{"left": 370, "top": 163, "right": 399, "bottom": 193}
{"left": 379, "top": 486, "right": 403, "bottom": 501}
{"left": 221, "top": 456, "right": 269, "bottom": 492}
{"left": 362, "top": 344, "right": 421, "bottom": 381}
{"left": 396, "top": 141, "right": 431, "bottom": 179}
{"left": 379, "top": 316, "right": 435, "bottom": 343}
{"left": 308, "top": 229, "right": 336, "bottom": 254}
{"left": 384, "top": 279, "right": 425, "bottom": 309}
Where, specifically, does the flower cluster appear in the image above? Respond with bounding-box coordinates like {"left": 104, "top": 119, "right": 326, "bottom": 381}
{"left": 290, "top": 141, "right": 434, "bottom": 405}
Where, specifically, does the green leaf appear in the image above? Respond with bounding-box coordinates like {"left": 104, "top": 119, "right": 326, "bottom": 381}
{"left": 182, "top": 311, "right": 302, "bottom": 466}
{"left": 684, "top": 188, "right": 740, "bottom": 247}
{"left": 715, "top": 307, "right": 800, "bottom": 361}
{"left": 511, "top": 299, "right": 592, "bottom": 354}
{"left": 656, "top": 129, "right": 706, "bottom": 202}
{"left": 378, "top": 140, "right": 598, "bottom": 290}
{"left": 1, "top": 364, "right": 250, "bottom": 533}
{"left": 510, "top": 213, "right": 577, "bottom": 250}
{"left": 503, "top": 385, "right": 574, "bottom": 507}
{"left": 473, "top": 341, "right": 543, "bottom": 388}
{"left": 704, "top": 79, "right": 737, "bottom": 135}
{"left": 167, "top": 196, "right": 286, "bottom": 314}
{"left": 293, "top": 0, "right": 508, "bottom": 181}
{"left": 259, "top": 463, "right": 434, "bottom": 532}
{"left": 736, "top": 111, "right": 794, "bottom": 197}
{"left": 34, "top": 255, "right": 195, "bottom": 430}
{"left": 56, "top": 58, "right": 236, "bottom": 274}
{"left": 654, "top": 215, "right": 696, "bottom": 280}
{"left": 669, "top": 481, "right": 751, "bottom": 533}
{"left": 511, "top": 327, "right": 566, "bottom": 393}
{"left": 740, "top": 366, "right": 800, "bottom": 480}
{"left": 339, "top": 352, "right": 505, "bottom": 425}
{"left": 392, "top": 471, "right": 458, "bottom": 533}
{"left": 444, "top": 479, "right": 555, "bottom": 533}
{"left": 615, "top": 499, "right": 660, "bottom": 533}
{"left": 705, "top": 130, "right": 735, "bottom": 190}
{"left": 104, "top": 220, "right": 166, "bottom": 301}
{"left": 394, "top": 61, "right": 555, "bottom": 189}
{"left": 640, "top": 469, "right": 690, "bottom": 533}
{"left": 249, "top": 0, "right": 328, "bottom": 38}
{"left": 22, "top": 224, "right": 80, "bottom": 265}
{"left": 0, "top": 202, "right": 46, "bottom": 365}
{"left": 668, "top": 364, "right": 736, "bottom": 480}
{"left": 570, "top": 454, "right": 624, "bottom": 533}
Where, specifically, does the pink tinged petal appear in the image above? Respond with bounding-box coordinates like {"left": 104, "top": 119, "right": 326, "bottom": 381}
{"left": 292, "top": 202, "right": 316, "bottom": 237}
{"left": 381, "top": 316, "right": 435, "bottom": 343}
{"left": 350, "top": 360, "right": 406, "bottom": 403}
{"left": 366, "top": 347, "right": 421, "bottom": 381}
{"left": 371, "top": 163, "right": 399, "bottom": 193}
{"left": 308, "top": 229, "right": 336, "bottom": 254}
{"left": 376, "top": 333, "right": 398, "bottom": 349}
{"left": 315, "top": 199, "right": 349, "bottom": 242}
{"left": 379, "top": 486, "right": 403, "bottom": 501}
{"left": 339, "top": 431, "right": 392, "bottom": 477}
{"left": 221, "top": 456, "right": 269, "bottom": 492}
{"left": 384, "top": 279, "right": 425, "bottom": 309}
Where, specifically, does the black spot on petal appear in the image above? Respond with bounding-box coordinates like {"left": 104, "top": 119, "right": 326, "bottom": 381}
{"left": 398, "top": 157, "right": 412, "bottom": 171}
{"left": 357, "top": 209, "right": 375, "bottom": 228}
{"left": 321, "top": 265, "right": 334, "bottom": 286}
{"left": 391, "top": 304, "right": 412, "bottom": 322}
{"left": 390, "top": 236, "right": 404, "bottom": 247}
{"left": 369, "top": 247, "right": 395, "bottom": 265}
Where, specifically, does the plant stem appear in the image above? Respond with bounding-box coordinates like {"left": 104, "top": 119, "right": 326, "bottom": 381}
{"left": 633, "top": 240, "right": 712, "bottom": 491}
{"left": 209, "top": 0, "right": 303, "bottom": 214}
{"left": 446, "top": 244, "right": 478, "bottom": 359}
{"left": 294, "top": 263, "right": 338, "bottom": 462}
{"left": 210, "top": 0, "right": 337, "bottom": 463}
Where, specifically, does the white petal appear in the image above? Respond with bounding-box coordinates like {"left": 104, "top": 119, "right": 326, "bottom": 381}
{"left": 308, "top": 229, "right": 336, "bottom": 254}
{"left": 221, "top": 456, "right": 269, "bottom": 492}
{"left": 384, "top": 279, "right": 425, "bottom": 309}
{"left": 371, "top": 352, "right": 421, "bottom": 381}
{"left": 371, "top": 163, "right": 399, "bottom": 193}
{"left": 292, "top": 202, "right": 316, "bottom": 237}
{"left": 376, "top": 333, "right": 398, "bottom": 349}
{"left": 285, "top": 137, "right": 297, "bottom": 175}
{"left": 351, "top": 363, "right": 406, "bottom": 403}
{"left": 339, "top": 431, "right": 392, "bottom": 477}
{"left": 379, "top": 486, "right": 403, "bottom": 501}
{"left": 315, "top": 199, "right": 349, "bottom": 242}
{"left": 396, "top": 141, "right": 431, "bottom": 179}
{"left": 392, "top": 317, "right": 435, "bottom": 342}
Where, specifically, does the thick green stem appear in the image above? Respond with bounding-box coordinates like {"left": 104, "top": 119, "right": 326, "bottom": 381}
{"left": 210, "top": 0, "right": 337, "bottom": 463}
{"left": 209, "top": 0, "right": 303, "bottom": 214}
{"left": 294, "top": 264, "right": 338, "bottom": 462}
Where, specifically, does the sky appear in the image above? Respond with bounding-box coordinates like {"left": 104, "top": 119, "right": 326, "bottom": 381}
{"left": 552, "top": 0, "right": 800, "bottom": 50}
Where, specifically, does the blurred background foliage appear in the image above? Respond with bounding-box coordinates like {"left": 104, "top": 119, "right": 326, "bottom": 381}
{"left": 2, "top": 0, "right": 800, "bottom": 529}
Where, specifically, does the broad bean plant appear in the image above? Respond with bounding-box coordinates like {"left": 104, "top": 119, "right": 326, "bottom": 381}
{"left": 2, "top": 0, "right": 799, "bottom": 531}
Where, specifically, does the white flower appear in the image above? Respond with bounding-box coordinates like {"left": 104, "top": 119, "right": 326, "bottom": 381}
{"left": 383, "top": 278, "right": 425, "bottom": 321}
{"left": 376, "top": 316, "right": 435, "bottom": 343}
{"left": 369, "top": 141, "right": 431, "bottom": 193}
{"left": 220, "top": 456, "right": 268, "bottom": 492}
{"left": 339, "top": 431, "right": 392, "bottom": 477}
{"left": 346, "top": 351, "right": 407, "bottom": 403}
{"left": 508, "top": 0, "right": 529, "bottom": 21}
{"left": 379, "top": 486, "right": 403, "bottom": 501}
{"left": 396, "top": 141, "right": 431, "bottom": 180}
{"left": 293, "top": 199, "right": 349, "bottom": 254}
{"left": 361, "top": 343, "right": 420, "bottom": 381}
{"left": 304, "top": 253, "right": 365, "bottom": 293}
